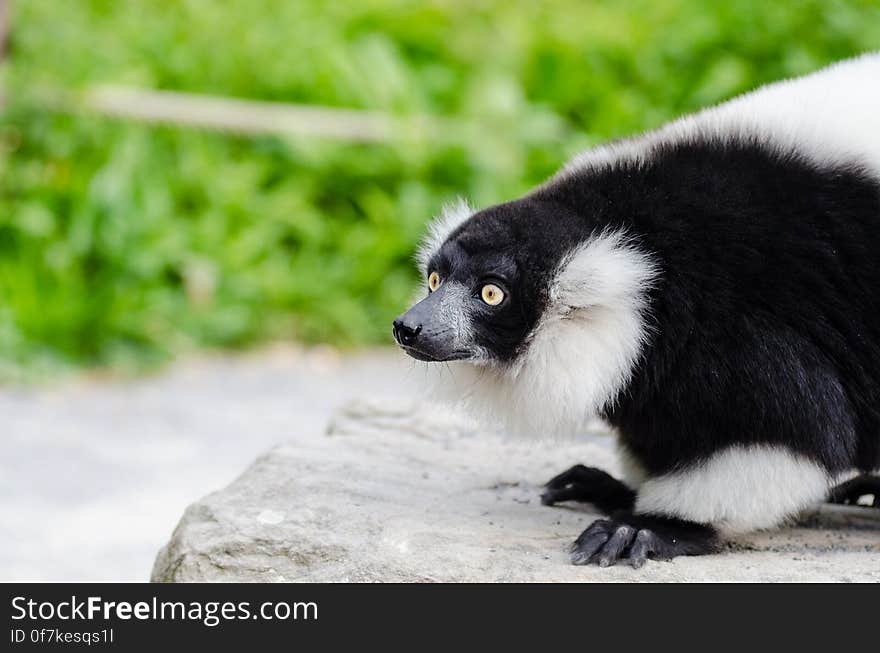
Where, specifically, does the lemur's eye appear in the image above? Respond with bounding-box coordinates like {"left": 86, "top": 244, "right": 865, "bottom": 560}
{"left": 428, "top": 271, "right": 441, "bottom": 292}
{"left": 481, "top": 283, "right": 504, "bottom": 306}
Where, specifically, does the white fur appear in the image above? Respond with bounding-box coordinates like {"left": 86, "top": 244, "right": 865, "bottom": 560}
{"left": 616, "top": 441, "right": 649, "bottom": 488}
{"left": 435, "top": 229, "right": 659, "bottom": 437}
{"left": 416, "top": 198, "right": 473, "bottom": 274}
{"left": 560, "top": 52, "right": 880, "bottom": 179}
{"left": 634, "top": 445, "right": 833, "bottom": 534}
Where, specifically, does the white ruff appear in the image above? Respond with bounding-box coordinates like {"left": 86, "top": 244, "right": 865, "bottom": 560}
{"left": 634, "top": 445, "right": 833, "bottom": 534}
{"left": 434, "top": 229, "right": 659, "bottom": 437}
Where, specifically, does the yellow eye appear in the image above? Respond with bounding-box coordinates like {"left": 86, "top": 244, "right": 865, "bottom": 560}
{"left": 428, "top": 271, "right": 441, "bottom": 292}
{"left": 481, "top": 283, "right": 504, "bottom": 306}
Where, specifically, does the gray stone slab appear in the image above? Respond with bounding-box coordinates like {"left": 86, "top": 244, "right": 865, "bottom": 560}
{"left": 153, "top": 398, "right": 880, "bottom": 582}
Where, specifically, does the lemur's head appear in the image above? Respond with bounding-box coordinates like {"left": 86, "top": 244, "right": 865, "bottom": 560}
{"left": 393, "top": 196, "right": 660, "bottom": 435}
{"left": 392, "top": 197, "right": 564, "bottom": 364}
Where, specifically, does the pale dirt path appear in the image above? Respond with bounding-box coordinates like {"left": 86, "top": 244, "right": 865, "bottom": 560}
{"left": 0, "top": 345, "right": 421, "bottom": 581}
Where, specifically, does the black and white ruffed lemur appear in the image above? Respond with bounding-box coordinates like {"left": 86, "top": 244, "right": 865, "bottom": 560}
{"left": 392, "top": 53, "right": 880, "bottom": 568}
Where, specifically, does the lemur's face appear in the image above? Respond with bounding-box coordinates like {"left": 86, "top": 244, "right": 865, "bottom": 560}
{"left": 393, "top": 202, "right": 556, "bottom": 364}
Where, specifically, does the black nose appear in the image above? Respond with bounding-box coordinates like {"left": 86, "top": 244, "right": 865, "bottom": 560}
{"left": 392, "top": 319, "right": 422, "bottom": 347}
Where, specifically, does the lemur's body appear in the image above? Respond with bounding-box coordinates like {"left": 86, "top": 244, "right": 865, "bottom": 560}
{"left": 393, "top": 54, "right": 880, "bottom": 566}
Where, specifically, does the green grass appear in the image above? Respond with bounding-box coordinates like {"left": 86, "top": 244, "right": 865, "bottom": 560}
{"left": 1, "top": 0, "right": 879, "bottom": 379}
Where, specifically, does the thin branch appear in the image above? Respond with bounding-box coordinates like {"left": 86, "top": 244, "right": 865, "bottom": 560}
{"left": 49, "top": 85, "right": 465, "bottom": 144}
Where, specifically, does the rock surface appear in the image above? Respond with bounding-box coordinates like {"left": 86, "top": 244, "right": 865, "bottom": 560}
{"left": 153, "top": 399, "right": 880, "bottom": 582}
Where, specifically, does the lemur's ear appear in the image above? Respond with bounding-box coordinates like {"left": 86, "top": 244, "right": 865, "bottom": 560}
{"left": 550, "top": 229, "right": 659, "bottom": 316}
{"left": 415, "top": 198, "right": 474, "bottom": 273}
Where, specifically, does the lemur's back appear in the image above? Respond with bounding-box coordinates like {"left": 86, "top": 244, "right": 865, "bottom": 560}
{"left": 563, "top": 52, "right": 880, "bottom": 178}
{"left": 674, "top": 52, "right": 880, "bottom": 171}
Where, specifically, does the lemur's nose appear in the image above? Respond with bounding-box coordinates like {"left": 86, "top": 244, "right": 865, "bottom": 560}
{"left": 392, "top": 319, "right": 422, "bottom": 347}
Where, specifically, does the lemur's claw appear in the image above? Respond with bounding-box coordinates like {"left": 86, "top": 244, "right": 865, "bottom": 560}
{"left": 627, "top": 530, "right": 672, "bottom": 568}
{"left": 568, "top": 512, "right": 718, "bottom": 568}
{"left": 569, "top": 518, "right": 652, "bottom": 568}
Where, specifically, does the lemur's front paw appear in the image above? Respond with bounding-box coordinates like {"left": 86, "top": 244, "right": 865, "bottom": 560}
{"left": 541, "top": 464, "right": 635, "bottom": 513}
{"left": 569, "top": 512, "right": 718, "bottom": 569}
{"left": 827, "top": 475, "right": 880, "bottom": 507}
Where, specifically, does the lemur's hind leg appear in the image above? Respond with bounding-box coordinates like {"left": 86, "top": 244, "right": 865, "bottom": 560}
{"left": 541, "top": 464, "right": 636, "bottom": 514}
{"left": 828, "top": 475, "right": 880, "bottom": 507}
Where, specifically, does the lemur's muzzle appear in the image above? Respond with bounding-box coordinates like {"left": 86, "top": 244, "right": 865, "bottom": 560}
{"left": 392, "top": 285, "right": 469, "bottom": 362}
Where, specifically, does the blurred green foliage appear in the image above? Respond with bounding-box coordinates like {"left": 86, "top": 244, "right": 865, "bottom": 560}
{"left": 1, "top": 0, "right": 879, "bottom": 379}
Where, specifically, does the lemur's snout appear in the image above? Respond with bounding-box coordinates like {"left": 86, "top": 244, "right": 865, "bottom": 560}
{"left": 393, "top": 287, "right": 469, "bottom": 362}
{"left": 392, "top": 319, "right": 421, "bottom": 347}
